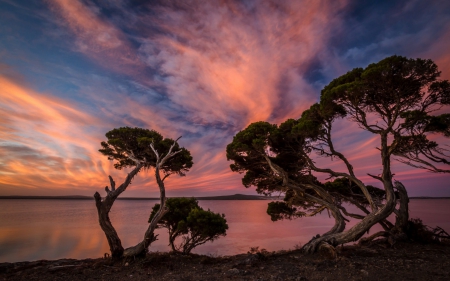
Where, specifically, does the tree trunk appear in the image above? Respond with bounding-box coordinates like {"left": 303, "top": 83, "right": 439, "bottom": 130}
{"left": 94, "top": 192, "right": 124, "bottom": 259}
{"left": 123, "top": 165, "right": 169, "bottom": 257}
{"left": 393, "top": 181, "right": 409, "bottom": 232}
{"left": 302, "top": 190, "right": 346, "bottom": 236}
{"left": 168, "top": 230, "right": 180, "bottom": 252}
{"left": 302, "top": 132, "right": 397, "bottom": 253}
{"left": 94, "top": 164, "right": 143, "bottom": 259}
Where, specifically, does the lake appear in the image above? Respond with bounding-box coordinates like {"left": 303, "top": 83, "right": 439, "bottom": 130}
{"left": 0, "top": 199, "right": 449, "bottom": 263}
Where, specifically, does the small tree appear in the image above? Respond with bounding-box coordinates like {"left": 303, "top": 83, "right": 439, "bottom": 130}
{"left": 94, "top": 127, "right": 193, "bottom": 258}
{"left": 149, "top": 197, "right": 228, "bottom": 254}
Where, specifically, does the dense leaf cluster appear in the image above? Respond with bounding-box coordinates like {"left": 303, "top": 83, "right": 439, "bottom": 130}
{"left": 149, "top": 198, "right": 228, "bottom": 254}
{"left": 99, "top": 127, "right": 193, "bottom": 175}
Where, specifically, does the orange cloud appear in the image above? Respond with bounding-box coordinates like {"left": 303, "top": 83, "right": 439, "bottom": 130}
{"left": 0, "top": 75, "right": 114, "bottom": 193}
{"left": 138, "top": 0, "right": 348, "bottom": 127}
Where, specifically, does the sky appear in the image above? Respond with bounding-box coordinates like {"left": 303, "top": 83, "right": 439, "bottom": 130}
{"left": 0, "top": 0, "right": 449, "bottom": 197}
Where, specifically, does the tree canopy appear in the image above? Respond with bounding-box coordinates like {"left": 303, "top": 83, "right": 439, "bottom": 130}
{"left": 149, "top": 197, "right": 228, "bottom": 254}
{"left": 99, "top": 127, "right": 193, "bottom": 176}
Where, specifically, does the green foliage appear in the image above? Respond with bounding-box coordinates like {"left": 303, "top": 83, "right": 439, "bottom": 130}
{"left": 99, "top": 127, "right": 193, "bottom": 175}
{"left": 149, "top": 198, "right": 228, "bottom": 254}
{"left": 267, "top": 201, "right": 304, "bottom": 221}
{"left": 319, "top": 56, "right": 449, "bottom": 130}
{"left": 323, "top": 178, "right": 385, "bottom": 206}
{"left": 149, "top": 197, "right": 199, "bottom": 234}
{"left": 226, "top": 121, "right": 312, "bottom": 195}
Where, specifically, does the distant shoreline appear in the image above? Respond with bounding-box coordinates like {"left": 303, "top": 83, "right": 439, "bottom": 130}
{"left": 0, "top": 194, "right": 275, "bottom": 200}
{"left": 0, "top": 195, "right": 448, "bottom": 200}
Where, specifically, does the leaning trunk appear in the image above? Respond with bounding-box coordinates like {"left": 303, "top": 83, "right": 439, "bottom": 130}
{"left": 94, "top": 193, "right": 124, "bottom": 259}
{"left": 300, "top": 187, "right": 346, "bottom": 236}
{"left": 302, "top": 133, "right": 397, "bottom": 253}
{"left": 94, "top": 164, "right": 143, "bottom": 259}
{"left": 123, "top": 166, "right": 169, "bottom": 257}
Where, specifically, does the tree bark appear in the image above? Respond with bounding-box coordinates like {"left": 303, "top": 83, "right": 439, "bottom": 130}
{"left": 123, "top": 165, "right": 169, "bottom": 257}
{"left": 263, "top": 155, "right": 346, "bottom": 237}
{"left": 393, "top": 181, "right": 409, "bottom": 232}
{"left": 302, "top": 132, "right": 397, "bottom": 253}
{"left": 94, "top": 163, "right": 143, "bottom": 259}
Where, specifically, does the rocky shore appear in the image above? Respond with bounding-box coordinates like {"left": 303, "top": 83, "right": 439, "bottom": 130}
{"left": 1, "top": 242, "right": 449, "bottom": 281}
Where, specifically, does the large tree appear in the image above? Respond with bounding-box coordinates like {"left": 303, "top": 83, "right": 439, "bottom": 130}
{"left": 95, "top": 127, "right": 193, "bottom": 258}
{"left": 227, "top": 56, "right": 450, "bottom": 254}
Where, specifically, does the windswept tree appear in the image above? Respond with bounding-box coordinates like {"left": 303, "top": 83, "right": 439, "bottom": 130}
{"left": 226, "top": 121, "right": 350, "bottom": 242}
{"left": 149, "top": 197, "right": 228, "bottom": 254}
{"left": 227, "top": 55, "right": 450, "bottom": 254}
{"left": 94, "top": 127, "right": 193, "bottom": 259}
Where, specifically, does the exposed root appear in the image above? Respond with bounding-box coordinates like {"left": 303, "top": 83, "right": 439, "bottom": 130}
{"left": 302, "top": 235, "right": 338, "bottom": 255}
{"left": 318, "top": 242, "right": 337, "bottom": 259}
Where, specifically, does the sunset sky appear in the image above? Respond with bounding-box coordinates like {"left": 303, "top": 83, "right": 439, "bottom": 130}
{"left": 1, "top": 0, "right": 449, "bottom": 197}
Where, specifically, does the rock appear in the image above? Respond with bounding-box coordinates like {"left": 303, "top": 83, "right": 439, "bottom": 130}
{"left": 227, "top": 268, "right": 240, "bottom": 275}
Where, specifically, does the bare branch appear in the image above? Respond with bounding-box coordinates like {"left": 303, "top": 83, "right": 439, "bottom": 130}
{"left": 162, "top": 173, "right": 171, "bottom": 182}
{"left": 305, "top": 156, "right": 377, "bottom": 211}
{"left": 160, "top": 136, "right": 183, "bottom": 167}
{"left": 367, "top": 173, "right": 383, "bottom": 181}
{"left": 396, "top": 156, "right": 450, "bottom": 173}
{"left": 150, "top": 142, "right": 160, "bottom": 162}
{"left": 128, "top": 150, "right": 142, "bottom": 165}
{"left": 109, "top": 175, "right": 116, "bottom": 191}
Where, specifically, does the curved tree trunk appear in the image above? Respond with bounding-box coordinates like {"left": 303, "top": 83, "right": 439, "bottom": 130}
{"left": 123, "top": 165, "right": 169, "bottom": 257}
{"left": 264, "top": 155, "right": 347, "bottom": 238}
{"left": 302, "top": 133, "right": 397, "bottom": 253}
{"left": 168, "top": 229, "right": 181, "bottom": 252}
{"left": 301, "top": 186, "right": 346, "bottom": 236}
{"left": 338, "top": 195, "right": 394, "bottom": 231}
{"left": 94, "top": 164, "right": 143, "bottom": 259}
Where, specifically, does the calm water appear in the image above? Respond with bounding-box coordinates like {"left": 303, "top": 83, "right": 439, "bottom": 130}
{"left": 0, "top": 199, "right": 449, "bottom": 262}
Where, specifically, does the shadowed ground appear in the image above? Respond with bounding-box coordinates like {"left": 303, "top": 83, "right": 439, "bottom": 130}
{"left": 1, "top": 242, "right": 449, "bottom": 280}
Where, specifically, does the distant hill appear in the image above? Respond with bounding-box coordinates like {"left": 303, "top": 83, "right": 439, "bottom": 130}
{"left": 409, "top": 197, "right": 450, "bottom": 199}
{"left": 0, "top": 194, "right": 275, "bottom": 200}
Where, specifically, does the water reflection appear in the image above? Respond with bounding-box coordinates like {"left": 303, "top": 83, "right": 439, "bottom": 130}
{"left": 0, "top": 199, "right": 449, "bottom": 262}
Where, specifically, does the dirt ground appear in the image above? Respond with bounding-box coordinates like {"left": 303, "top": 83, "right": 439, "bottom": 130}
{"left": 1, "top": 242, "right": 449, "bottom": 281}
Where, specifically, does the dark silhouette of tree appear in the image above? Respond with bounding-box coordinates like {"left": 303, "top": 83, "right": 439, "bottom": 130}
{"left": 227, "top": 55, "right": 450, "bottom": 255}
{"left": 149, "top": 197, "right": 228, "bottom": 254}
{"left": 94, "top": 127, "right": 193, "bottom": 259}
